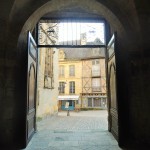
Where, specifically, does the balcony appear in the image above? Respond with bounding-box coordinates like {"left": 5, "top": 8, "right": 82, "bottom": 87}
{"left": 92, "top": 72, "right": 100, "bottom": 77}
{"left": 92, "top": 86, "right": 101, "bottom": 92}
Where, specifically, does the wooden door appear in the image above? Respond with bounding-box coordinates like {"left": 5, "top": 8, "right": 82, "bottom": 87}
{"left": 106, "top": 33, "right": 118, "bottom": 140}
{"left": 27, "top": 32, "right": 37, "bottom": 143}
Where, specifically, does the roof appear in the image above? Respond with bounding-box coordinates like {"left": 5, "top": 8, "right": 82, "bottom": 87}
{"left": 59, "top": 47, "right": 105, "bottom": 60}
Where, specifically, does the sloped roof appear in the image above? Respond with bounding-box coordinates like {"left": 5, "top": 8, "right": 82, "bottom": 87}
{"left": 60, "top": 47, "right": 105, "bottom": 60}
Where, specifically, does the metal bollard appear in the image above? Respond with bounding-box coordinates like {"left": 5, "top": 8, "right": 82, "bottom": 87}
{"left": 67, "top": 109, "right": 70, "bottom": 116}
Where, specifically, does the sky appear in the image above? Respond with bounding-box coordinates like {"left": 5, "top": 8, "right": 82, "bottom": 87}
{"left": 40, "top": 22, "right": 105, "bottom": 45}
{"left": 58, "top": 22, "right": 105, "bottom": 43}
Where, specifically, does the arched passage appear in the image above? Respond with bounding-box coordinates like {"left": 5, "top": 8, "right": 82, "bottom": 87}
{"left": 16, "top": 2, "right": 127, "bottom": 147}
{"left": 9, "top": 0, "right": 140, "bottom": 48}
{"left": 1, "top": 0, "right": 147, "bottom": 149}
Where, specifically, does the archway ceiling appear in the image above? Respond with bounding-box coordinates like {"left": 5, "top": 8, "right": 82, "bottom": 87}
{"left": 2, "top": 0, "right": 149, "bottom": 38}
{"left": 9, "top": 0, "right": 138, "bottom": 30}
{"left": 3, "top": 0, "right": 141, "bottom": 47}
{"left": 42, "top": 7, "right": 103, "bottom": 20}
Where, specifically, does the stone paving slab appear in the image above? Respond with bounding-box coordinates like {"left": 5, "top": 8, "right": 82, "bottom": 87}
{"left": 23, "top": 110, "right": 122, "bottom": 150}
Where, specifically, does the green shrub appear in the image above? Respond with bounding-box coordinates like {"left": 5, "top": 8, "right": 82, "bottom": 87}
{"left": 36, "top": 117, "right": 42, "bottom": 122}
{"left": 80, "top": 108, "right": 104, "bottom": 111}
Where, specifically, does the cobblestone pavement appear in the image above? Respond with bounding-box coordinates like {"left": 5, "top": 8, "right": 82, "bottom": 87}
{"left": 24, "top": 110, "right": 122, "bottom": 150}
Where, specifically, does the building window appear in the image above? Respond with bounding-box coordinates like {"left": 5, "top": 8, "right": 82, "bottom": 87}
{"left": 88, "top": 98, "right": 92, "bottom": 107}
{"left": 93, "top": 98, "right": 101, "bottom": 107}
{"left": 59, "top": 82, "right": 65, "bottom": 94}
{"left": 92, "top": 59, "right": 99, "bottom": 65}
{"left": 69, "top": 65, "right": 75, "bottom": 76}
{"left": 69, "top": 81, "right": 75, "bottom": 94}
{"left": 92, "top": 78, "right": 101, "bottom": 91}
{"left": 59, "top": 65, "right": 65, "bottom": 77}
{"left": 44, "top": 48, "right": 54, "bottom": 89}
{"left": 101, "top": 98, "right": 107, "bottom": 108}
{"left": 92, "top": 59, "right": 100, "bottom": 76}
{"left": 87, "top": 98, "right": 107, "bottom": 108}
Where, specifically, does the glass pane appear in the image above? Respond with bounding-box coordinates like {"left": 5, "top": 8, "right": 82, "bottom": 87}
{"left": 93, "top": 99, "right": 101, "bottom": 107}
{"left": 88, "top": 98, "right": 92, "bottom": 107}
{"left": 38, "top": 19, "right": 105, "bottom": 46}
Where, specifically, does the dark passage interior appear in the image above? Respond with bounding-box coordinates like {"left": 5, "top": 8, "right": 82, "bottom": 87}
{"left": 0, "top": 0, "right": 150, "bottom": 149}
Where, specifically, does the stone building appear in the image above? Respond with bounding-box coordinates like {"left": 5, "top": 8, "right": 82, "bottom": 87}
{"left": 58, "top": 49, "right": 82, "bottom": 110}
{"left": 0, "top": 0, "right": 150, "bottom": 149}
{"left": 58, "top": 48, "right": 107, "bottom": 110}
{"left": 81, "top": 58, "right": 107, "bottom": 109}
{"left": 36, "top": 23, "right": 59, "bottom": 119}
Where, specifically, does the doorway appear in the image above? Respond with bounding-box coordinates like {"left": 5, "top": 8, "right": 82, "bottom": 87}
{"left": 26, "top": 17, "right": 119, "bottom": 148}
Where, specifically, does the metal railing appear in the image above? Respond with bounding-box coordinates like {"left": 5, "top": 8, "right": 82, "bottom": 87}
{"left": 92, "top": 86, "right": 101, "bottom": 92}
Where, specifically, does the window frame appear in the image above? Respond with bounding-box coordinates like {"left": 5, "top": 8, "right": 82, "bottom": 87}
{"left": 44, "top": 48, "right": 54, "bottom": 89}
{"left": 92, "top": 59, "right": 100, "bottom": 76}
{"left": 69, "top": 81, "right": 75, "bottom": 94}
{"left": 59, "top": 82, "right": 65, "bottom": 94}
{"left": 92, "top": 78, "right": 101, "bottom": 92}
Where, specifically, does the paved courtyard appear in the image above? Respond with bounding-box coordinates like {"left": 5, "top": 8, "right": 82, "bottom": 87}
{"left": 24, "top": 110, "right": 122, "bottom": 150}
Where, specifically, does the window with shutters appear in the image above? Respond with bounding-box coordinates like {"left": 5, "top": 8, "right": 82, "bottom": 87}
{"left": 92, "top": 78, "right": 101, "bottom": 92}
{"left": 93, "top": 98, "right": 101, "bottom": 107}
{"left": 59, "top": 82, "right": 65, "bottom": 94}
{"left": 44, "top": 48, "right": 54, "bottom": 89}
{"left": 69, "top": 65, "right": 75, "bottom": 76}
{"left": 88, "top": 98, "right": 92, "bottom": 107}
{"left": 69, "top": 81, "right": 75, "bottom": 94}
{"left": 92, "top": 59, "right": 100, "bottom": 76}
{"left": 92, "top": 59, "right": 99, "bottom": 65}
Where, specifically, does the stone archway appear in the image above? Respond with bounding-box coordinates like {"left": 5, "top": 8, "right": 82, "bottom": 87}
{"left": 0, "top": 0, "right": 142, "bottom": 149}
{"left": 17, "top": 1, "right": 126, "bottom": 145}
{"left": 10, "top": 0, "right": 138, "bottom": 47}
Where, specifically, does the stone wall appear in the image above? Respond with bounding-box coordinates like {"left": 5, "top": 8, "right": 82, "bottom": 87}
{"left": 36, "top": 47, "right": 59, "bottom": 119}
{"left": 59, "top": 59, "right": 82, "bottom": 95}
{"left": 0, "top": 0, "right": 150, "bottom": 149}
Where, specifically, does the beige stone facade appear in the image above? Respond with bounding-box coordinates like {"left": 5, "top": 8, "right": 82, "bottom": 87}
{"left": 81, "top": 58, "right": 107, "bottom": 108}
{"left": 58, "top": 50, "right": 82, "bottom": 110}
{"left": 58, "top": 48, "right": 107, "bottom": 110}
{"left": 36, "top": 23, "right": 59, "bottom": 119}
{"left": 1, "top": 1, "right": 150, "bottom": 148}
